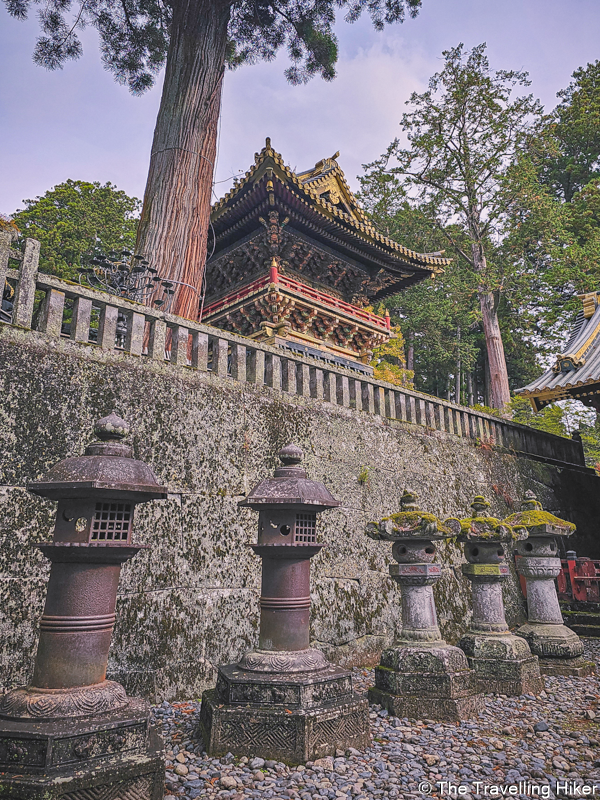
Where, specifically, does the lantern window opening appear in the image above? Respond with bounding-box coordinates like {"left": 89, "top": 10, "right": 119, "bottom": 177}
{"left": 91, "top": 502, "right": 132, "bottom": 541}
{"left": 294, "top": 512, "right": 317, "bottom": 543}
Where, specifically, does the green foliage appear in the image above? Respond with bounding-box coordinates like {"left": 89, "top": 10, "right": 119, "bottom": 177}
{"left": 4, "top": 0, "right": 423, "bottom": 92}
{"left": 361, "top": 43, "right": 543, "bottom": 409}
{"left": 498, "top": 396, "right": 600, "bottom": 473}
{"left": 358, "top": 465, "right": 371, "bottom": 485}
{"left": 538, "top": 61, "right": 600, "bottom": 203}
{"left": 370, "top": 323, "right": 414, "bottom": 387}
{"left": 11, "top": 180, "right": 141, "bottom": 281}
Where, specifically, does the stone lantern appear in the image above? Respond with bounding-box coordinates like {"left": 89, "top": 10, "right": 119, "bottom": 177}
{"left": 366, "top": 490, "right": 483, "bottom": 722}
{"left": 200, "top": 444, "right": 369, "bottom": 763}
{"left": 504, "top": 491, "right": 595, "bottom": 677}
{"left": 445, "top": 496, "right": 543, "bottom": 695}
{"left": 0, "top": 412, "right": 168, "bottom": 799}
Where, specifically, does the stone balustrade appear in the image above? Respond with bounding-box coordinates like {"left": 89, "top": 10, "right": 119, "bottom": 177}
{"left": 0, "top": 235, "right": 587, "bottom": 469}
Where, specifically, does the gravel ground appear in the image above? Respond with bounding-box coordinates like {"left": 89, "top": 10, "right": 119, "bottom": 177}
{"left": 155, "top": 639, "right": 600, "bottom": 800}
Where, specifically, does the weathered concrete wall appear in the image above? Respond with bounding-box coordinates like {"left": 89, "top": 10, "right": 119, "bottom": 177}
{"left": 1, "top": 325, "right": 598, "bottom": 702}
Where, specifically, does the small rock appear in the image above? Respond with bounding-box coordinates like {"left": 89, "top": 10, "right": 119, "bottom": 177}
{"left": 220, "top": 775, "right": 238, "bottom": 789}
{"left": 175, "top": 752, "right": 187, "bottom": 763}
{"left": 249, "top": 757, "right": 265, "bottom": 769}
{"left": 424, "top": 754, "right": 440, "bottom": 766}
{"left": 313, "top": 756, "right": 334, "bottom": 770}
{"left": 584, "top": 709, "right": 596, "bottom": 720}
{"left": 174, "top": 764, "right": 188, "bottom": 776}
{"left": 533, "top": 721, "right": 549, "bottom": 732}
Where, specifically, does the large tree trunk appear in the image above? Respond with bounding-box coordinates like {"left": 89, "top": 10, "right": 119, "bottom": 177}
{"left": 455, "top": 324, "right": 461, "bottom": 404}
{"left": 478, "top": 290, "right": 510, "bottom": 411}
{"left": 136, "top": 0, "right": 231, "bottom": 320}
{"left": 471, "top": 243, "right": 511, "bottom": 411}
{"left": 407, "top": 331, "right": 414, "bottom": 371}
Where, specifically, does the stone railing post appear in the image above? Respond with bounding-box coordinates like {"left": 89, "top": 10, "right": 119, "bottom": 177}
{"left": 0, "top": 230, "right": 15, "bottom": 299}
{"left": 12, "top": 238, "right": 40, "bottom": 328}
{"left": 366, "top": 490, "right": 482, "bottom": 721}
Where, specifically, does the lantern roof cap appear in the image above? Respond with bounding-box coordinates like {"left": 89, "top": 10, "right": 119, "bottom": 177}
{"left": 28, "top": 413, "right": 168, "bottom": 501}
{"left": 239, "top": 444, "right": 340, "bottom": 510}
{"left": 366, "top": 490, "right": 452, "bottom": 541}
{"left": 502, "top": 490, "right": 576, "bottom": 538}
{"left": 444, "top": 495, "right": 523, "bottom": 542}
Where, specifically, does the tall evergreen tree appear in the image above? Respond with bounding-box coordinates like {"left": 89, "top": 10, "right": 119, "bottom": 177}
{"left": 11, "top": 180, "right": 140, "bottom": 281}
{"left": 362, "top": 43, "right": 541, "bottom": 410}
{"left": 4, "top": 0, "right": 423, "bottom": 319}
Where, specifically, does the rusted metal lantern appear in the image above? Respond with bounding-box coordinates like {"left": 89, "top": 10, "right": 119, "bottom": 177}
{"left": 200, "top": 444, "right": 370, "bottom": 763}
{"left": 504, "top": 491, "right": 595, "bottom": 677}
{"left": 0, "top": 412, "right": 168, "bottom": 800}
{"left": 445, "top": 496, "right": 543, "bottom": 696}
{"left": 238, "top": 442, "right": 339, "bottom": 670}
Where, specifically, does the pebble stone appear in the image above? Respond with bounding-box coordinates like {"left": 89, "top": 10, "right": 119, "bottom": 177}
{"left": 153, "top": 640, "right": 600, "bottom": 799}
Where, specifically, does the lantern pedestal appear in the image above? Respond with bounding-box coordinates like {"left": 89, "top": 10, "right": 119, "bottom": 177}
{"left": 200, "top": 663, "right": 368, "bottom": 764}
{"left": 200, "top": 444, "right": 369, "bottom": 763}
{"left": 515, "top": 551, "right": 593, "bottom": 676}
{"left": 447, "top": 499, "right": 543, "bottom": 696}
{"left": 368, "top": 563, "right": 483, "bottom": 722}
{"left": 0, "top": 700, "right": 163, "bottom": 800}
{"left": 504, "top": 492, "right": 595, "bottom": 678}
{"left": 366, "top": 493, "right": 483, "bottom": 723}
{"left": 0, "top": 414, "right": 168, "bottom": 799}
{"left": 459, "top": 564, "right": 543, "bottom": 695}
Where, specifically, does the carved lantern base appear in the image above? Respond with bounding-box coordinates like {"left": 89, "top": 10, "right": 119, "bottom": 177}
{"left": 369, "top": 643, "right": 483, "bottom": 722}
{"left": 516, "top": 623, "right": 595, "bottom": 676}
{"left": 0, "top": 698, "right": 164, "bottom": 800}
{"left": 459, "top": 632, "right": 544, "bottom": 695}
{"left": 200, "top": 663, "right": 369, "bottom": 764}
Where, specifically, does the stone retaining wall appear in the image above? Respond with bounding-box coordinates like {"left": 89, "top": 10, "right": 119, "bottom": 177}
{"left": 1, "top": 323, "right": 598, "bottom": 702}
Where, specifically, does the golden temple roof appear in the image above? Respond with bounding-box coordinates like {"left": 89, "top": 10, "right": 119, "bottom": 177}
{"left": 211, "top": 139, "right": 450, "bottom": 279}
{"left": 517, "top": 291, "right": 600, "bottom": 410}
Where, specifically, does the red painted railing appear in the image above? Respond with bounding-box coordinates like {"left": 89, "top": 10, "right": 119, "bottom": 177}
{"left": 516, "top": 552, "right": 600, "bottom": 603}
{"left": 558, "top": 554, "right": 600, "bottom": 603}
{"left": 201, "top": 266, "right": 388, "bottom": 330}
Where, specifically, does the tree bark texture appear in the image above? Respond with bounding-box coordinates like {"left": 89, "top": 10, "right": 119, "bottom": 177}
{"left": 455, "top": 325, "right": 461, "bottom": 405}
{"left": 136, "top": 0, "right": 231, "bottom": 320}
{"left": 478, "top": 290, "right": 511, "bottom": 411}
{"left": 471, "top": 244, "right": 511, "bottom": 411}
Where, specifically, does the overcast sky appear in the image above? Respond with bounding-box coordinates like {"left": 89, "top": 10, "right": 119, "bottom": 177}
{"left": 1, "top": 0, "right": 600, "bottom": 215}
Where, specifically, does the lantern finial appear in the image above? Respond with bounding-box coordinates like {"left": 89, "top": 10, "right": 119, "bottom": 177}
{"left": 94, "top": 411, "right": 130, "bottom": 441}
{"left": 279, "top": 443, "right": 303, "bottom": 465}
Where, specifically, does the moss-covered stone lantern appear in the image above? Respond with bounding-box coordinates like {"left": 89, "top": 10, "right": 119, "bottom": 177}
{"left": 200, "top": 443, "right": 369, "bottom": 763}
{"left": 504, "top": 491, "right": 594, "bottom": 676}
{"left": 0, "top": 412, "right": 168, "bottom": 799}
{"left": 366, "top": 490, "right": 483, "bottom": 722}
{"left": 445, "top": 496, "right": 543, "bottom": 695}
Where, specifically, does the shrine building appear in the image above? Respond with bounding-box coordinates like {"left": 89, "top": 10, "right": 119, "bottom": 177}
{"left": 201, "top": 140, "right": 449, "bottom": 374}
{"left": 517, "top": 291, "right": 600, "bottom": 411}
